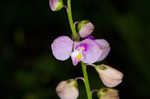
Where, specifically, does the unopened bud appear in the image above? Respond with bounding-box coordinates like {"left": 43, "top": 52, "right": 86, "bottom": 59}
{"left": 56, "top": 79, "right": 79, "bottom": 99}
{"left": 97, "top": 88, "right": 119, "bottom": 99}
{"left": 49, "top": 0, "right": 63, "bottom": 11}
{"left": 95, "top": 64, "right": 123, "bottom": 87}
{"left": 77, "top": 20, "right": 95, "bottom": 38}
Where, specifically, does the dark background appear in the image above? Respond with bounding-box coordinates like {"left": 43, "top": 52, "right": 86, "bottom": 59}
{"left": 0, "top": 0, "right": 150, "bottom": 99}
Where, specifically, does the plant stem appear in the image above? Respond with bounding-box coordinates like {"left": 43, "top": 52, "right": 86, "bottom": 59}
{"left": 67, "top": 0, "right": 78, "bottom": 41}
{"left": 66, "top": 0, "right": 92, "bottom": 99}
{"left": 81, "top": 62, "right": 92, "bottom": 99}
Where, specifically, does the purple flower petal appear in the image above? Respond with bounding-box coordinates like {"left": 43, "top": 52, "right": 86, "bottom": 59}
{"left": 84, "top": 35, "right": 95, "bottom": 40}
{"left": 75, "top": 43, "right": 88, "bottom": 51}
{"left": 74, "top": 39, "right": 102, "bottom": 64}
{"left": 95, "top": 39, "right": 110, "bottom": 62}
{"left": 51, "top": 36, "right": 73, "bottom": 61}
{"left": 49, "top": 0, "right": 57, "bottom": 11}
{"left": 49, "top": 0, "right": 63, "bottom": 11}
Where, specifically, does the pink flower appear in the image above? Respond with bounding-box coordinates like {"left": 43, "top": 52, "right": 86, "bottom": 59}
{"left": 56, "top": 79, "right": 79, "bottom": 99}
{"left": 95, "top": 64, "right": 123, "bottom": 87}
{"left": 51, "top": 36, "right": 110, "bottom": 66}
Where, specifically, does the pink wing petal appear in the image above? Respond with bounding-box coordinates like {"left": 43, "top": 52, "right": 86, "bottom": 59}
{"left": 51, "top": 36, "right": 73, "bottom": 61}
{"left": 95, "top": 39, "right": 110, "bottom": 62}
{"left": 49, "top": 0, "right": 57, "bottom": 11}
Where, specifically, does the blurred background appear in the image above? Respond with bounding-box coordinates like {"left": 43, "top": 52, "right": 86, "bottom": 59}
{"left": 0, "top": 0, "right": 150, "bottom": 99}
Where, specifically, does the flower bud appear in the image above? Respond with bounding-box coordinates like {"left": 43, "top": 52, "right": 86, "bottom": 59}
{"left": 56, "top": 79, "right": 79, "bottom": 99}
{"left": 49, "top": 0, "right": 63, "bottom": 11}
{"left": 95, "top": 64, "right": 123, "bottom": 87}
{"left": 97, "top": 88, "right": 119, "bottom": 99}
{"left": 77, "top": 20, "right": 95, "bottom": 38}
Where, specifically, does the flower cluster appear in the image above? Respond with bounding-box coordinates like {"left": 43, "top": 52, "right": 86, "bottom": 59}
{"left": 49, "top": 0, "right": 124, "bottom": 99}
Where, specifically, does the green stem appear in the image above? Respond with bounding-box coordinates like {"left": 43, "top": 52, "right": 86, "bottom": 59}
{"left": 67, "top": 0, "right": 78, "bottom": 41}
{"left": 66, "top": 0, "right": 92, "bottom": 99}
{"left": 81, "top": 62, "right": 92, "bottom": 99}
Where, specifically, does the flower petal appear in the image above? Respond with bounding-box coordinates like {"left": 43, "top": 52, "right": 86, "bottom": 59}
{"left": 97, "top": 88, "right": 119, "bottom": 99}
{"left": 95, "top": 39, "right": 110, "bottom": 62}
{"left": 51, "top": 36, "right": 73, "bottom": 61}
{"left": 74, "top": 39, "right": 102, "bottom": 64}
{"left": 49, "top": 0, "right": 57, "bottom": 11}
{"left": 101, "top": 65, "right": 123, "bottom": 79}
{"left": 84, "top": 35, "right": 95, "bottom": 40}
{"left": 95, "top": 65, "right": 123, "bottom": 87}
{"left": 49, "top": 0, "right": 63, "bottom": 11}
{"left": 100, "top": 73, "right": 122, "bottom": 87}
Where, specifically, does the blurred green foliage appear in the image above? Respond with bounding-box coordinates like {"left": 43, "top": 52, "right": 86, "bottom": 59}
{"left": 0, "top": 0, "right": 150, "bottom": 99}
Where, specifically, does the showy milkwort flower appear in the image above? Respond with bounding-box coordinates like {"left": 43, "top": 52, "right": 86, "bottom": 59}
{"left": 95, "top": 64, "right": 123, "bottom": 87}
{"left": 51, "top": 36, "right": 110, "bottom": 66}
{"left": 49, "top": 0, "right": 63, "bottom": 11}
